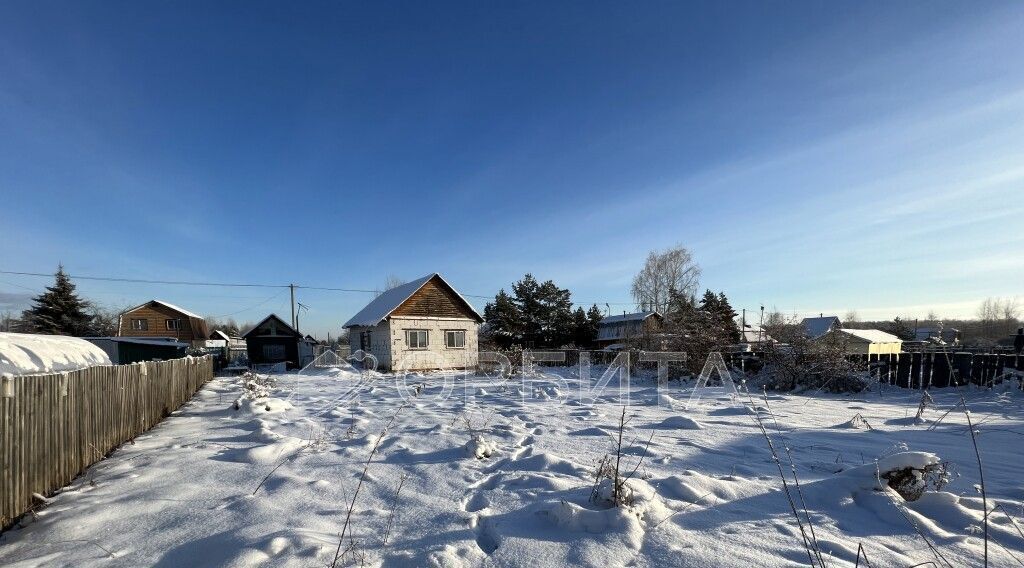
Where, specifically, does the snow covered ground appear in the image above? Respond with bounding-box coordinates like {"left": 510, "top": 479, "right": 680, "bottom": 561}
{"left": 2, "top": 364, "right": 1023, "bottom": 567}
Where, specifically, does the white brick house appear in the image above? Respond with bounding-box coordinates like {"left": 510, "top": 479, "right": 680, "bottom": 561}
{"left": 343, "top": 273, "right": 484, "bottom": 371}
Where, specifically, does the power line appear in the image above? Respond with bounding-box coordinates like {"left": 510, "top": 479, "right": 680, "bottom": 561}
{"left": 297, "top": 285, "right": 393, "bottom": 294}
{"left": 0, "top": 268, "right": 637, "bottom": 309}
{"left": 0, "top": 270, "right": 287, "bottom": 289}
{"left": 208, "top": 289, "right": 290, "bottom": 318}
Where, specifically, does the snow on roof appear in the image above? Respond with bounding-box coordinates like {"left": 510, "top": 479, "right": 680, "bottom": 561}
{"left": 600, "top": 311, "right": 660, "bottom": 325}
{"left": 0, "top": 332, "right": 112, "bottom": 376}
{"left": 210, "top": 330, "right": 231, "bottom": 341}
{"left": 835, "top": 328, "right": 902, "bottom": 343}
{"left": 343, "top": 273, "right": 483, "bottom": 328}
{"left": 802, "top": 316, "right": 840, "bottom": 339}
{"left": 101, "top": 337, "right": 190, "bottom": 348}
{"left": 125, "top": 300, "right": 203, "bottom": 320}
{"left": 242, "top": 314, "right": 300, "bottom": 338}
{"left": 739, "top": 324, "right": 773, "bottom": 343}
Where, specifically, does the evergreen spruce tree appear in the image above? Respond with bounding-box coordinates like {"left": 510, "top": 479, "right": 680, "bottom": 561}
{"left": 570, "top": 307, "right": 589, "bottom": 347}
{"left": 887, "top": 317, "right": 914, "bottom": 341}
{"left": 483, "top": 289, "right": 522, "bottom": 347}
{"left": 698, "top": 289, "right": 720, "bottom": 315}
{"left": 536, "top": 279, "right": 574, "bottom": 346}
{"left": 21, "top": 265, "right": 95, "bottom": 336}
{"left": 511, "top": 274, "right": 542, "bottom": 345}
{"left": 716, "top": 291, "right": 741, "bottom": 342}
{"left": 586, "top": 304, "right": 604, "bottom": 344}
{"left": 484, "top": 274, "right": 578, "bottom": 348}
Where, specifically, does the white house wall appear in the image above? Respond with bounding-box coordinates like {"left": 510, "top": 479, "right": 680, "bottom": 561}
{"left": 388, "top": 316, "right": 479, "bottom": 371}
{"left": 348, "top": 321, "right": 393, "bottom": 370}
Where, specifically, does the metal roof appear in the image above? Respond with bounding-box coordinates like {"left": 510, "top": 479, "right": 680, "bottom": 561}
{"left": 801, "top": 316, "right": 840, "bottom": 339}
{"left": 600, "top": 311, "right": 660, "bottom": 325}
{"left": 835, "top": 328, "right": 902, "bottom": 343}
{"left": 343, "top": 273, "right": 483, "bottom": 328}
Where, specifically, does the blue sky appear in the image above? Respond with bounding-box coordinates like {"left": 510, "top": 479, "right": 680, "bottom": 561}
{"left": 1, "top": 1, "right": 1022, "bottom": 337}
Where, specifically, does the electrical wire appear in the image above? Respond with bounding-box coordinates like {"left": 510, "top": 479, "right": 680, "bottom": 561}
{"left": 0, "top": 269, "right": 636, "bottom": 308}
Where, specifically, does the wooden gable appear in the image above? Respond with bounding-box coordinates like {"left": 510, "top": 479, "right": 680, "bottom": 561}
{"left": 119, "top": 301, "right": 208, "bottom": 340}
{"left": 391, "top": 276, "right": 482, "bottom": 321}
{"left": 245, "top": 314, "right": 301, "bottom": 338}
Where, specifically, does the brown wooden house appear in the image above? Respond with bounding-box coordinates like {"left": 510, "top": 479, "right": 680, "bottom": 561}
{"left": 343, "top": 273, "right": 483, "bottom": 371}
{"left": 117, "top": 300, "right": 209, "bottom": 344}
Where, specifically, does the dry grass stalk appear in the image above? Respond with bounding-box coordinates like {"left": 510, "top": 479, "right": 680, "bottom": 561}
{"left": 330, "top": 404, "right": 407, "bottom": 568}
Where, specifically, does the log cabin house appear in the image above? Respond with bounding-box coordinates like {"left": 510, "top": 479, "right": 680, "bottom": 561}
{"left": 117, "top": 300, "right": 209, "bottom": 345}
{"left": 343, "top": 273, "right": 483, "bottom": 371}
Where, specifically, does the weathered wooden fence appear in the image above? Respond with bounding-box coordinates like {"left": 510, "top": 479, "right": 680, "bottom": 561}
{"left": 723, "top": 350, "right": 1024, "bottom": 389}
{"left": 854, "top": 351, "right": 1024, "bottom": 389}
{"left": 525, "top": 349, "right": 1024, "bottom": 390}
{"left": 0, "top": 356, "right": 213, "bottom": 530}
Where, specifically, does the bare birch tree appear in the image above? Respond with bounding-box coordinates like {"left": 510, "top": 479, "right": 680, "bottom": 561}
{"left": 631, "top": 245, "right": 701, "bottom": 314}
{"left": 375, "top": 275, "right": 407, "bottom": 298}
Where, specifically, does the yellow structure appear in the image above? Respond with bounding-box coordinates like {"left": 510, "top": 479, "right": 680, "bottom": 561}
{"left": 831, "top": 328, "right": 903, "bottom": 355}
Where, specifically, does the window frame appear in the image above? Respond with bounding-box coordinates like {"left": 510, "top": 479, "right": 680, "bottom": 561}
{"left": 405, "top": 329, "right": 429, "bottom": 350}
{"left": 131, "top": 318, "right": 148, "bottom": 331}
{"left": 444, "top": 329, "right": 466, "bottom": 349}
{"left": 165, "top": 319, "right": 181, "bottom": 331}
{"left": 360, "top": 331, "right": 372, "bottom": 352}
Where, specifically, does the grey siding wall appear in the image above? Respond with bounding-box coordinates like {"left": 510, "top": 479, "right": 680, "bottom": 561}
{"left": 348, "top": 322, "right": 392, "bottom": 370}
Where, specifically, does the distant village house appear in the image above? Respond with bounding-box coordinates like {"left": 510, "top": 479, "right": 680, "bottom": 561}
{"left": 596, "top": 311, "right": 664, "bottom": 350}
{"left": 801, "top": 315, "right": 841, "bottom": 339}
{"left": 738, "top": 323, "right": 774, "bottom": 346}
{"left": 242, "top": 314, "right": 305, "bottom": 370}
{"left": 913, "top": 326, "right": 961, "bottom": 345}
{"left": 118, "top": 300, "right": 209, "bottom": 345}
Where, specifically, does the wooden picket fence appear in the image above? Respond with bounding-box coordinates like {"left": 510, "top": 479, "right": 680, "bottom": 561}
{"left": 0, "top": 356, "right": 213, "bottom": 530}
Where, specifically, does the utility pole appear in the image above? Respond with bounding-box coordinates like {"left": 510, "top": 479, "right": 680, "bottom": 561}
{"left": 289, "top": 283, "right": 296, "bottom": 329}
{"left": 296, "top": 303, "right": 308, "bottom": 334}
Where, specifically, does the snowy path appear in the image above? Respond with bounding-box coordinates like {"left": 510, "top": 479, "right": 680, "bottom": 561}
{"left": 1, "top": 367, "right": 1023, "bottom": 567}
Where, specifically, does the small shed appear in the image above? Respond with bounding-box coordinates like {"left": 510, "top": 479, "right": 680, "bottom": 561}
{"left": 86, "top": 337, "right": 189, "bottom": 364}
{"left": 243, "top": 314, "right": 304, "bottom": 370}
{"left": 829, "top": 328, "right": 903, "bottom": 355}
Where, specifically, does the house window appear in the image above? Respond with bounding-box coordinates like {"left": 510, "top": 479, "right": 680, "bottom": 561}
{"left": 263, "top": 344, "right": 286, "bottom": 361}
{"left": 131, "top": 318, "right": 148, "bottom": 331}
{"left": 444, "top": 330, "right": 466, "bottom": 349}
{"left": 166, "top": 319, "right": 181, "bottom": 331}
{"left": 405, "top": 329, "right": 428, "bottom": 349}
{"left": 360, "top": 331, "right": 372, "bottom": 351}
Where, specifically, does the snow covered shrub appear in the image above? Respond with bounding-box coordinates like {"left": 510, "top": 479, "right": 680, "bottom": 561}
{"left": 873, "top": 453, "right": 951, "bottom": 501}
{"left": 232, "top": 372, "right": 277, "bottom": 409}
{"left": 465, "top": 434, "right": 497, "bottom": 459}
{"left": 461, "top": 411, "right": 498, "bottom": 459}
{"left": 589, "top": 407, "right": 654, "bottom": 509}
{"left": 590, "top": 455, "right": 634, "bottom": 507}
